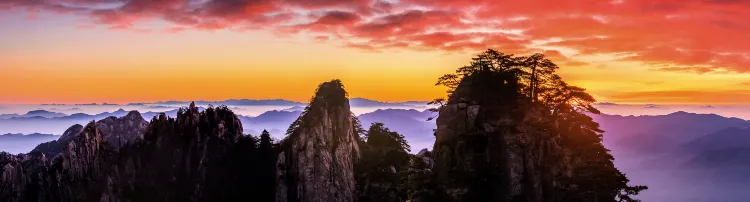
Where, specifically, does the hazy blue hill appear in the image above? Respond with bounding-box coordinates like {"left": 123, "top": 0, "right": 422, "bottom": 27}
{"left": 357, "top": 109, "right": 436, "bottom": 151}
{"left": 238, "top": 110, "right": 303, "bottom": 137}
{"left": 681, "top": 127, "right": 750, "bottom": 152}
{"left": 0, "top": 108, "right": 200, "bottom": 135}
{"left": 0, "top": 110, "right": 68, "bottom": 119}
{"left": 0, "top": 133, "right": 59, "bottom": 154}
{"left": 5, "top": 105, "right": 750, "bottom": 201}
{"left": 591, "top": 112, "right": 750, "bottom": 202}
{"left": 592, "top": 111, "right": 750, "bottom": 158}
{"left": 152, "top": 99, "right": 304, "bottom": 106}
{"left": 349, "top": 98, "right": 412, "bottom": 107}
{"left": 24, "top": 110, "right": 68, "bottom": 118}
{"left": 217, "top": 99, "right": 304, "bottom": 106}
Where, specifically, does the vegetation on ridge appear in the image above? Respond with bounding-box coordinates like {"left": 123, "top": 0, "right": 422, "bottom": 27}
{"left": 428, "top": 49, "right": 646, "bottom": 201}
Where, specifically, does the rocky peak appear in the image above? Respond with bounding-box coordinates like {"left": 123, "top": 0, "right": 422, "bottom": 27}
{"left": 96, "top": 110, "right": 148, "bottom": 150}
{"left": 173, "top": 101, "right": 243, "bottom": 140}
{"left": 276, "top": 80, "right": 360, "bottom": 202}
{"left": 62, "top": 122, "right": 110, "bottom": 183}
{"left": 58, "top": 124, "right": 84, "bottom": 144}
{"left": 32, "top": 124, "right": 84, "bottom": 158}
{"left": 31, "top": 111, "right": 148, "bottom": 160}
{"left": 432, "top": 72, "right": 572, "bottom": 201}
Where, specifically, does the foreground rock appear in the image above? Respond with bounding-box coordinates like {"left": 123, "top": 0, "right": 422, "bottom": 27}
{"left": 276, "top": 80, "right": 360, "bottom": 202}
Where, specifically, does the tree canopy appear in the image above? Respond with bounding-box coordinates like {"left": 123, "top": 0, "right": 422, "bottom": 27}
{"left": 431, "top": 49, "right": 646, "bottom": 202}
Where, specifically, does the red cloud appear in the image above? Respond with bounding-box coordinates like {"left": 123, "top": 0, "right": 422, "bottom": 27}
{"left": 4, "top": 0, "right": 750, "bottom": 73}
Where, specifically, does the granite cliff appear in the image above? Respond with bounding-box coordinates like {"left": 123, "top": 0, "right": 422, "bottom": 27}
{"left": 276, "top": 80, "right": 360, "bottom": 202}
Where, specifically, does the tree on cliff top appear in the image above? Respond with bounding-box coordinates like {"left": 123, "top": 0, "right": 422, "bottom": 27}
{"left": 431, "top": 49, "right": 646, "bottom": 201}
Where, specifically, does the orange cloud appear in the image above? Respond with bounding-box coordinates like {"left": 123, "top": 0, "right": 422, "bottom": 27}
{"left": 2, "top": 0, "right": 749, "bottom": 73}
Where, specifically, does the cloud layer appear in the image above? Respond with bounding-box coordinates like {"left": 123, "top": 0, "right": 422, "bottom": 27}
{"left": 3, "top": 0, "right": 749, "bottom": 73}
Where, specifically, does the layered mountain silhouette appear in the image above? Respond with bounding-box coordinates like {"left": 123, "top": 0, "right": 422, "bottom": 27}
{"left": 0, "top": 72, "right": 640, "bottom": 202}
{"left": 0, "top": 98, "right": 428, "bottom": 135}
{"left": 0, "top": 108, "right": 206, "bottom": 135}
{"left": 0, "top": 110, "right": 67, "bottom": 119}
{"left": 0, "top": 80, "right": 385, "bottom": 202}
{"left": 0, "top": 133, "right": 59, "bottom": 154}
{"left": 0, "top": 107, "right": 434, "bottom": 154}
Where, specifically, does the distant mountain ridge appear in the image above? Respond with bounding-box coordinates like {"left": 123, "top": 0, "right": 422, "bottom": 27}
{"left": 0, "top": 98, "right": 430, "bottom": 135}
{"left": 0, "top": 110, "right": 68, "bottom": 119}
{"left": 5, "top": 103, "right": 750, "bottom": 201}
{"left": 592, "top": 111, "right": 750, "bottom": 158}
{"left": 0, "top": 133, "right": 59, "bottom": 154}
{"left": 148, "top": 98, "right": 428, "bottom": 108}
{"left": 152, "top": 99, "right": 304, "bottom": 106}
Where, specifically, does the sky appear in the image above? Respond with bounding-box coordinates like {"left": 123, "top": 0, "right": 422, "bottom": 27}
{"left": 1, "top": 0, "right": 750, "bottom": 105}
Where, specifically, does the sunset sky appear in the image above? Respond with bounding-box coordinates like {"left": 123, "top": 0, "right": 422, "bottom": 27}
{"left": 1, "top": 0, "right": 749, "bottom": 104}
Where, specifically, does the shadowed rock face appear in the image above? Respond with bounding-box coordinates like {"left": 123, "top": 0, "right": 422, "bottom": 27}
{"left": 31, "top": 111, "right": 148, "bottom": 159}
{"left": 276, "top": 80, "right": 360, "bottom": 202}
{"left": 95, "top": 111, "right": 148, "bottom": 150}
{"left": 31, "top": 124, "right": 84, "bottom": 158}
{"left": 0, "top": 122, "right": 111, "bottom": 202}
{"left": 432, "top": 74, "right": 569, "bottom": 202}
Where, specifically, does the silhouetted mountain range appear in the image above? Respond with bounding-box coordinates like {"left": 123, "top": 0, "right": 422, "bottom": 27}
{"left": 591, "top": 111, "right": 750, "bottom": 161}
{"left": 152, "top": 99, "right": 304, "bottom": 106}
{"left": 0, "top": 110, "right": 68, "bottom": 119}
{"left": 5, "top": 104, "right": 750, "bottom": 201}
{"left": 142, "top": 98, "right": 427, "bottom": 108}
{"left": 589, "top": 111, "right": 750, "bottom": 201}
{"left": 0, "top": 108, "right": 205, "bottom": 135}
{"left": 357, "top": 109, "right": 435, "bottom": 151}
{"left": 0, "top": 133, "right": 59, "bottom": 154}
{"left": 349, "top": 98, "right": 427, "bottom": 107}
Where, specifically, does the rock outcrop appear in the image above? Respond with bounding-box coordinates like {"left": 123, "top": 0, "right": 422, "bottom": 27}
{"left": 31, "top": 111, "right": 147, "bottom": 158}
{"left": 32, "top": 124, "right": 84, "bottom": 158}
{"left": 95, "top": 110, "right": 148, "bottom": 150}
{"left": 0, "top": 102, "right": 277, "bottom": 202}
{"left": 0, "top": 122, "right": 110, "bottom": 202}
{"left": 276, "top": 80, "right": 360, "bottom": 202}
{"left": 432, "top": 74, "right": 569, "bottom": 202}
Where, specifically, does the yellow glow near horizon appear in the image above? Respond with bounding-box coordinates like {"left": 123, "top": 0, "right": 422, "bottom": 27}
{"left": 2, "top": 13, "right": 750, "bottom": 105}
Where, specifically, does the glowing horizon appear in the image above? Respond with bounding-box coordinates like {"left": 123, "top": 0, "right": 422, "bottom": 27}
{"left": 2, "top": 0, "right": 750, "bottom": 105}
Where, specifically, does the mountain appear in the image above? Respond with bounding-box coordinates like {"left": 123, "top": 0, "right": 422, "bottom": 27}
{"left": 592, "top": 111, "right": 750, "bottom": 164}
{"left": 152, "top": 99, "right": 304, "bottom": 106}
{"left": 238, "top": 110, "right": 303, "bottom": 138}
{"left": 0, "top": 102, "right": 278, "bottom": 202}
{"left": 0, "top": 133, "right": 59, "bottom": 154}
{"left": 276, "top": 80, "right": 359, "bottom": 202}
{"left": 93, "top": 111, "right": 149, "bottom": 150}
{"left": 590, "top": 111, "right": 750, "bottom": 201}
{"left": 11, "top": 96, "right": 750, "bottom": 201}
{"left": 0, "top": 98, "right": 431, "bottom": 135}
{"left": 357, "top": 109, "right": 435, "bottom": 151}
{"left": 681, "top": 127, "right": 750, "bottom": 154}
{"left": 0, "top": 110, "right": 67, "bottom": 119}
{"left": 0, "top": 81, "right": 383, "bottom": 202}
{"left": 28, "top": 111, "right": 148, "bottom": 158}
{"left": 237, "top": 108, "right": 435, "bottom": 146}
{"left": 0, "top": 108, "right": 197, "bottom": 135}
{"left": 349, "top": 98, "right": 412, "bottom": 107}
{"left": 634, "top": 126, "right": 750, "bottom": 170}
